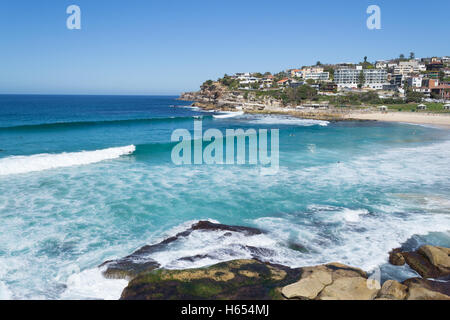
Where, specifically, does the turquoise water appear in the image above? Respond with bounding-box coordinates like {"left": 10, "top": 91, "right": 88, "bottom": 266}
{"left": 0, "top": 95, "right": 449, "bottom": 299}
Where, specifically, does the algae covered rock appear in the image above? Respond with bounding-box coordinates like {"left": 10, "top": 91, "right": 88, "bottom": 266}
{"left": 120, "top": 259, "right": 301, "bottom": 300}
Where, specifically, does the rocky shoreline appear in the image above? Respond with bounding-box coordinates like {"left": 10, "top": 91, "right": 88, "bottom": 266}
{"left": 100, "top": 221, "right": 450, "bottom": 300}
{"left": 179, "top": 85, "right": 450, "bottom": 126}
{"left": 179, "top": 87, "right": 354, "bottom": 122}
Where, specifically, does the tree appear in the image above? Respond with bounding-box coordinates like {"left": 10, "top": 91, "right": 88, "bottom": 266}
{"left": 439, "top": 70, "right": 445, "bottom": 82}
{"left": 285, "top": 85, "right": 317, "bottom": 103}
{"left": 409, "top": 52, "right": 415, "bottom": 60}
{"left": 358, "top": 70, "right": 365, "bottom": 89}
{"left": 364, "top": 56, "right": 368, "bottom": 63}
{"left": 399, "top": 54, "right": 405, "bottom": 60}
{"left": 406, "top": 90, "right": 424, "bottom": 103}
{"left": 316, "top": 61, "right": 322, "bottom": 66}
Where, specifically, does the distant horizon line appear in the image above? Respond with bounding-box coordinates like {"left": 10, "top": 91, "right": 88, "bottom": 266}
{"left": 0, "top": 93, "right": 183, "bottom": 97}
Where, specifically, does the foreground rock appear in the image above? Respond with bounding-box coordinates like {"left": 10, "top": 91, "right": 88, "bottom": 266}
{"left": 281, "top": 263, "right": 379, "bottom": 300}
{"left": 403, "top": 278, "right": 450, "bottom": 300}
{"left": 389, "top": 245, "right": 450, "bottom": 279}
{"left": 100, "top": 221, "right": 450, "bottom": 301}
{"left": 377, "top": 280, "right": 408, "bottom": 300}
{"left": 121, "top": 259, "right": 301, "bottom": 300}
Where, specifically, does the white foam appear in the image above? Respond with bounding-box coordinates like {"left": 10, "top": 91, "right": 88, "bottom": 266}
{"left": 342, "top": 208, "right": 369, "bottom": 223}
{"left": 0, "top": 282, "right": 12, "bottom": 300}
{"left": 244, "top": 115, "right": 329, "bottom": 126}
{"left": 0, "top": 145, "right": 135, "bottom": 176}
{"left": 213, "top": 111, "right": 244, "bottom": 119}
{"left": 61, "top": 267, "right": 128, "bottom": 300}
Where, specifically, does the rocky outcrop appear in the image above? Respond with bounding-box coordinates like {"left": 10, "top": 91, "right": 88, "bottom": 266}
{"left": 418, "top": 245, "right": 450, "bottom": 276}
{"left": 403, "top": 278, "right": 450, "bottom": 300}
{"left": 280, "top": 261, "right": 449, "bottom": 300}
{"left": 389, "top": 248, "right": 406, "bottom": 266}
{"left": 120, "top": 259, "right": 301, "bottom": 300}
{"left": 389, "top": 245, "right": 450, "bottom": 279}
{"left": 100, "top": 219, "right": 450, "bottom": 301}
{"left": 376, "top": 280, "right": 408, "bottom": 300}
{"left": 100, "top": 220, "right": 264, "bottom": 280}
{"left": 281, "top": 263, "right": 379, "bottom": 300}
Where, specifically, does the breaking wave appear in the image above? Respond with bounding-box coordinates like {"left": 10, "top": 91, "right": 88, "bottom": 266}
{"left": 0, "top": 145, "right": 136, "bottom": 176}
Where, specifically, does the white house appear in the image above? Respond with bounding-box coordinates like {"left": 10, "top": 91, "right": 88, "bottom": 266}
{"left": 407, "top": 76, "right": 423, "bottom": 88}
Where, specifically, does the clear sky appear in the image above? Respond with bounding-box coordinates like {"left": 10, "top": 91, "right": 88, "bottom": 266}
{"left": 0, "top": 0, "right": 449, "bottom": 95}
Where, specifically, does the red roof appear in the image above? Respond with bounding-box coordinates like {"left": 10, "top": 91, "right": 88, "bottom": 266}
{"left": 277, "top": 78, "right": 290, "bottom": 84}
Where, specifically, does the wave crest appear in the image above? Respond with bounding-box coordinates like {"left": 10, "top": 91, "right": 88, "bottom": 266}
{"left": 0, "top": 145, "right": 135, "bottom": 176}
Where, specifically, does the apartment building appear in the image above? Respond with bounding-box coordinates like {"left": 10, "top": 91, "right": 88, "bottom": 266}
{"left": 334, "top": 67, "right": 388, "bottom": 89}
{"left": 304, "top": 72, "right": 330, "bottom": 81}
{"left": 394, "top": 60, "right": 426, "bottom": 75}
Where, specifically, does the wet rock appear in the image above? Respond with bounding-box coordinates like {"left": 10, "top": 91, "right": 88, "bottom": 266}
{"left": 403, "top": 278, "right": 450, "bottom": 300}
{"left": 190, "top": 220, "right": 262, "bottom": 235}
{"left": 417, "top": 246, "right": 450, "bottom": 275}
{"left": 101, "top": 259, "right": 160, "bottom": 280}
{"left": 287, "top": 242, "right": 308, "bottom": 253}
{"left": 377, "top": 280, "right": 407, "bottom": 300}
{"left": 100, "top": 221, "right": 264, "bottom": 279}
{"left": 402, "top": 251, "right": 442, "bottom": 279}
{"left": 389, "top": 248, "right": 405, "bottom": 266}
{"left": 120, "top": 259, "right": 301, "bottom": 300}
{"left": 396, "top": 245, "right": 450, "bottom": 279}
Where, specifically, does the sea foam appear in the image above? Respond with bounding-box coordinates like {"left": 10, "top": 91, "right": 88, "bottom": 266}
{"left": 0, "top": 145, "right": 135, "bottom": 176}
{"left": 213, "top": 111, "right": 244, "bottom": 119}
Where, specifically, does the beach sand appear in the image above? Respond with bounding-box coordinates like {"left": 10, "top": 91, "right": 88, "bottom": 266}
{"left": 345, "top": 112, "right": 450, "bottom": 128}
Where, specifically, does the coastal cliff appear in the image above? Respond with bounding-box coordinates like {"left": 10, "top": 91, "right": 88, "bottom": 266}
{"left": 100, "top": 221, "right": 450, "bottom": 300}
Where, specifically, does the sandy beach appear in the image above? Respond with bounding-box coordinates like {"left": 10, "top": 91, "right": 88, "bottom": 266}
{"left": 345, "top": 112, "right": 450, "bottom": 128}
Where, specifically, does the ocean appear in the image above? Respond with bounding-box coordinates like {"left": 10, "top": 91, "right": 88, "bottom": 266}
{"left": 0, "top": 94, "right": 449, "bottom": 300}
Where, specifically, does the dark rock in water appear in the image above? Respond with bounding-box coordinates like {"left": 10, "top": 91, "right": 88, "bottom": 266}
{"left": 120, "top": 259, "right": 301, "bottom": 300}
{"left": 100, "top": 221, "right": 264, "bottom": 279}
{"left": 176, "top": 246, "right": 275, "bottom": 264}
{"left": 288, "top": 242, "right": 308, "bottom": 253}
{"left": 190, "top": 220, "right": 262, "bottom": 235}
{"left": 100, "top": 258, "right": 160, "bottom": 280}
{"left": 177, "top": 254, "right": 214, "bottom": 263}
{"left": 245, "top": 245, "right": 276, "bottom": 257}
{"left": 389, "top": 248, "right": 406, "bottom": 266}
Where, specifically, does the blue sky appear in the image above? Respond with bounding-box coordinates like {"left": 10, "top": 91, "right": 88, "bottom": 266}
{"left": 0, "top": 0, "right": 449, "bottom": 95}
